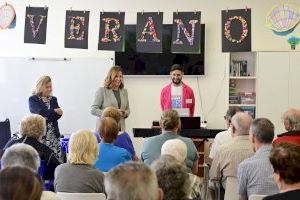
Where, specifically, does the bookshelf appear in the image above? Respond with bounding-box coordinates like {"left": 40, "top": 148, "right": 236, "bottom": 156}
{"left": 228, "top": 52, "right": 257, "bottom": 118}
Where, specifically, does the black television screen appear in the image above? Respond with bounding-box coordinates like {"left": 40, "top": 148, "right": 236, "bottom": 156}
{"left": 115, "top": 24, "right": 205, "bottom": 75}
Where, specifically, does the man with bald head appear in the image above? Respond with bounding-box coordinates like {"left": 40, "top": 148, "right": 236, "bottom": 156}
{"left": 273, "top": 108, "right": 300, "bottom": 147}
{"left": 210, "top": 112, "right": 254, "bottom": 189}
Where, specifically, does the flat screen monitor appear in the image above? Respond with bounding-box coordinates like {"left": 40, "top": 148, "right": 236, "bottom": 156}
{"left": 115, "top": 24, "right": 205, "bottom": 75}
{"left": 180, "top": 117, "right": 201, "bottom": 129}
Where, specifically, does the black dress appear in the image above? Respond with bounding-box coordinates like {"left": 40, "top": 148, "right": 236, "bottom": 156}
{"left": 4, "top": 136, "right": 61, "bottom": 180}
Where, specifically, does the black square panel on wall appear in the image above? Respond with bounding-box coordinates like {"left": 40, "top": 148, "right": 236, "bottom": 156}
{"left": 222, "top": 9, "right": 251, "bottom": 52}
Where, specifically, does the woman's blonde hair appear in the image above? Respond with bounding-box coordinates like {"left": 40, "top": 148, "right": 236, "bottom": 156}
{"left": 68, "top": 130, "right": 99, "bottom": 165}
{"left": 160, "top": 110, "right": 180, "bottom": 131}
{"left": 32, "top": 75, "right": 51, "bottom": 96}
{"left": 102, "top": 107, "right": 122, "bottom": 123}
{"left": 104, "top": 66, "right": 124, "bottom": 89}
{"left": 20, "top": 115, "right": 46, "bottom": 139}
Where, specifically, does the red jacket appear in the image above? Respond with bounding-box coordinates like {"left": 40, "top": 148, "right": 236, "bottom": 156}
{"left": 273, "top": 131, "right": 300, "bottom": 147}
{"left": 160, "top": 82, "right": 195, "bottom": 117}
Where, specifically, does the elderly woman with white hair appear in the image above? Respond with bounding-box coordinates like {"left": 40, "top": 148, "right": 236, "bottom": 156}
{"left": 161, "top": 139, "right": 202, "bottom": 199}
{"left": 54, "top": 130, "right": 105, "bottom": 193}
{"left": 4, "top": 114, "right": 60, "bottom": 180}
{"left": 1, "top": 143, "right": 40, "bottom": 170}
{"left": 1, "top": 143, "right": 60, "bottom": 200}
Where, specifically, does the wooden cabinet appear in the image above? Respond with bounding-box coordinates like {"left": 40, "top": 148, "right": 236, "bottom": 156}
{"left": 192, "top": 138, "right": 213, "bottom": 177}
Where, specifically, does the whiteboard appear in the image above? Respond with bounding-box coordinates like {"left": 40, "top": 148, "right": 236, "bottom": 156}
{"left": 0, "top": 57, "right": 113, "bottom": 135}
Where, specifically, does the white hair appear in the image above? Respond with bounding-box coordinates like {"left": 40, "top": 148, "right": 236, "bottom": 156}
{"left": 161, "top": 139, "right": 187, "bottom": 163}
{"left": 231, "top": 112, "right": 253, "bottom": 135}
{"left": 105, "top": 162, "right": 159, "bottom": 200}
{"left": 283, "top": 108, "right": 300, "bottom": 131}
{"left": 1, "top": 143, "right": 40, "bottom": 171}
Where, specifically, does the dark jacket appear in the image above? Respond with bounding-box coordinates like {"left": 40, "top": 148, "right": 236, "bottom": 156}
{"left": 29, "top": 95, "right": 62, "bottom": 138}
{"left": 4, "top": 136, "right": 61, "bottom": 180}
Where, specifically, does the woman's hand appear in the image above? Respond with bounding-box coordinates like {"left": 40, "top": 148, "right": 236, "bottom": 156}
{"left": 118, "top": 109, "right": 127, "bottom": 118}
{"left": 54, "top": 108, "right": 63, "bottom": 116}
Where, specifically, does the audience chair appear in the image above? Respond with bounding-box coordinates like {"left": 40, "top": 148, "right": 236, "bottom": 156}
{"left": 56, "top": 192, "right": 106, "bottom": 200}
{"left": 249, "top": 194, "right": 267, "bottom": 200}
{"left": 224, "top": 177, "right": 239, "bottom": 200}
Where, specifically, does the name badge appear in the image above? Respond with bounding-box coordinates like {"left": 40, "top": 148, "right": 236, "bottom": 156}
{"left": 186, "top": 99, "right": 192, "bottom": 104}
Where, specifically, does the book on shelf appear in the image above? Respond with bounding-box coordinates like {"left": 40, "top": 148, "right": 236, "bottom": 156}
{"left": 239, "top": 92, "right": 256, "bottom": 104}
{"left": 230, "top": 60, "right": 248, "bottom": 76}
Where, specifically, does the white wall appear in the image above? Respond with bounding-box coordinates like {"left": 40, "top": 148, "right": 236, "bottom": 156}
{"left": 256, "top": 52, "right": 300, "bottom": 134}
{"left": 1, "top": 0, "right": 300, "bottom": 154}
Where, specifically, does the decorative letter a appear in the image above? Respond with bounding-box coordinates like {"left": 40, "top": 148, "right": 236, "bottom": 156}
{"left": 138, "top": 17, "right": 160, "bottom": 42}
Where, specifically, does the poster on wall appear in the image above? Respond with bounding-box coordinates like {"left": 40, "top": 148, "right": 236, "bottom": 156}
{"left": 265, "top": 3, "right": 300, "bottom": 36}
{"left": 136, "top": 12, "right": 163, "bottom": 53}
{"left": 171, "top": 12, "right": 201, "bottom": 54}
{"left": 0, "top": 3, "right": 16, "bottom": 30}
{"left": 98, "top": 12, "right": 125, "bottom": 52}
{"left": 65, "top": 10, "right": 89, "bottom": 49}
{"left": 265, "top": 3, "right": 300, "bottom": 50}
{"left": 222, "top": 9, "right": 251, "bottom": 52}
{"left": 24, "top": 7, "right": 48, "bottom": 44}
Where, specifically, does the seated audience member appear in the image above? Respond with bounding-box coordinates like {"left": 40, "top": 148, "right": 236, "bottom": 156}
{"left": 273, "top": 108, "right": 300, "bottom": 146}
{"left": 4, "top": 114, "right": 60, "bottom": 180}
{"left": 1, "top": 143, "right": 40, "bottom": 170}
{"left": 151, "top": 155, "right": 191, "bottom": 200}
{"left": 263, "top": 143, "right": 300, "bottom": 200}
{"left": 94, "top": 117, "right": 131, "bottom": 172}
{"left": 209, "top": 106, "right": 242, "bottom": 160}
{"left": 237, "top": 118, "right": 279, "bottom": 200}
{"left": 95, "top": 106, "right": 138, "bottom": 160}
{"left": 141, "top": 110, "right": 199, "bottom": 174}
{"left": 105, "top": 162, "right": 163, "bottom": 200}
{"left": 0, "top": 166, "right": 42, "bottom": 200}
{"left": 161, "top": 139, "right": 201, "bottom": 199}
{"left": 1, "top": 143, "right": 60, "bottom": 200}
{"left": 54, "top": 130, "right": 104, "bottom": 193}
{"left": 210, "top": 112, "right": 254, "bottom": 189}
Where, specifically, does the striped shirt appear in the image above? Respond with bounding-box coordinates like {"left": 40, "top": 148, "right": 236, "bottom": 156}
{"left": 210, "top": 135, "right": 254, "bottom": 188}
{"left": 237, "top": 145, "right": 279, "bottom": 197}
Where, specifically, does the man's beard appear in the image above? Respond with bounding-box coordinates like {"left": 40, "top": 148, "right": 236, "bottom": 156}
{"left": 172, "top": 79, "right": 182, "bottom": 85}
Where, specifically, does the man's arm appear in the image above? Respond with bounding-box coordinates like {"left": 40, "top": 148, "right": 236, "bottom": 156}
{"left": 160, "top": 88, "right": 166, "bottom": 111}
{"left": 190, "top": 89, "right": 195, "bottom": 117}
{"left": 209, "top": 151, "right": 222, "bottom": 181}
